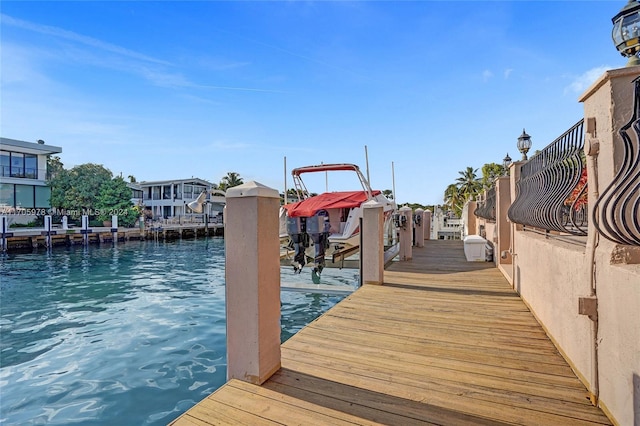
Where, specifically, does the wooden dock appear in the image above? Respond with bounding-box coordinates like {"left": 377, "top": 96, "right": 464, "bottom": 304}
{"left": 171, "top": 240, "right": 611, "bottom": 425}
{"left": 1, "top": 223, "right": 223, "bottom": 251}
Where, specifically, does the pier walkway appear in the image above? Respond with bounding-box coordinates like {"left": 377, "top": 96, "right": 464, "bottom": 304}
{"left": 171, "top": 240, "right": 611, "bottom": 425}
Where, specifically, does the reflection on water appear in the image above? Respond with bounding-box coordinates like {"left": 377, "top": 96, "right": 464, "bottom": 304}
{"left": 0, "top": 238, "right": 353, "bottom": 425}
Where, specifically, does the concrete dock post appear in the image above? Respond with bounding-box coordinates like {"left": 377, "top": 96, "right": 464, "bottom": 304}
{"left": 62, "top": 216, "right": 68, "bottom": 230}
{"left": 111, "top": 215, "right": 118, "bottom": 243}
{"left": 424, "top": 210, "right": 432, "bottom": 240}
{"left": 225, "top": 181, "right": 281, "bottom": 384}
{"left": 398, "top": 206, "right": 413, "bottom": 261}
{"left": 414, "top": 208, "right": 425, "bottom": 247}
{"left": 362, "top": 200, "right": 384, "bottom": 285}
{"left": 44, "top": 215, "right": 52, "bottom": 248}
{"left": 1, "top": 216, "right": 8, "bottom": 252}
{"left": 495, "top": 177, "right": 511, "bottom": 266}
{"left": 82, "top": 215, "right": 89, "bottom": 245}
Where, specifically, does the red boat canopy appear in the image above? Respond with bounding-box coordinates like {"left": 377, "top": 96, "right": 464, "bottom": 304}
{"left": 284, "top": 190, "right": 381, "bottom": 218}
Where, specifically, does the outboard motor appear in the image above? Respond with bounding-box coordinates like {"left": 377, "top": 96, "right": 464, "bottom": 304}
{"left": 287, "top": 216, "right": 308, "bottom": 273}
{"left": 306, "top": 210, "right": 330, "bottom": 279}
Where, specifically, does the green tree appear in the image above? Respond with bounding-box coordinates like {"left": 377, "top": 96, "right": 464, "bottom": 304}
{"left": 218, "top": 172, "right": 244, "bottom": 191}
{"left": 95, "top": 177, "right": 137, "bottom": 227}
{"left": 49, "top": 163, "right": 113, "bottom": 217}
{"left": 46, "top": 155, "right": 65, "bottom": 181}
{"left": 444, "top": 184, "right": 463, "bottom": 216}
{"left": 382, "top": 189, "right": 394, "bottom": 200}
{"left": 282, "top": 188, "right": 300, "bottom": 203}
{"left": 455, "top": 167, "right": 482, "bottom": 201}
{"left": 480, "top": 163, "right": 505, "bottom": 189}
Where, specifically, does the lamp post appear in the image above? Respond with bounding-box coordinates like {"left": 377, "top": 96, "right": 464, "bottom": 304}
{"left": 517, "top": 129, "right": 532, "bottom": 160}
{"left": 612, "top": 0, "right": 640, "bottom": 67}
{"left": 503, "top": 153, "right": 512, "bottom": 175}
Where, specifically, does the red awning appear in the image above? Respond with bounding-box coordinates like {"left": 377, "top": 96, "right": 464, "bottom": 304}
{"left": 284, "top": 191, "right": 380, "bottom": 218}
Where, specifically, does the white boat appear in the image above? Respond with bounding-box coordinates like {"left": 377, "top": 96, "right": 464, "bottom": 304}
{"left": 280, "top": 163, "right": 396, "bottom": 280}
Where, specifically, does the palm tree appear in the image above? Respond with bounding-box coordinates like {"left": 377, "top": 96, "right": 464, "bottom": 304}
{"left": 455, "top": 167, "right": 482, "bottom": 201}
{"left": 219, "top": 172, "right": 244, "bottom": 191}
{"left": 443, "top": 184, "right": 463, "bottom": 216}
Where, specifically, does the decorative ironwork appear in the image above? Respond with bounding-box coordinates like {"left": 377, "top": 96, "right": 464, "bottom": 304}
{"left": 508, "top": 119, "right": 587, "bottom": 235}
{"left": 474, "top": 187, "right": 496, "bottom": 222}
{"left": 593, "top": 77, "right": 640, "bottom": 246}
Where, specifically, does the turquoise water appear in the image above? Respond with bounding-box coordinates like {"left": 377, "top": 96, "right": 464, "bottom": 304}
{"left": 0, "top": 238, "right": 356, "bottom": 425}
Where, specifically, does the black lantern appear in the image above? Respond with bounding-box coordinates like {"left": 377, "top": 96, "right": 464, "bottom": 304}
{"left": 503, "top": 153, "right": 512, "bottom": 175}
{"left": 517, "top": 129, "right": 532, "bottom": 160}
{"left": 612, "top": 0, "right": 640, "bottom": 66}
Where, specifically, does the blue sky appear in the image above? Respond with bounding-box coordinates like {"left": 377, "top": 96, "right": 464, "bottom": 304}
{"left": 0, "top": 1, "right": 625, "bottom": 205}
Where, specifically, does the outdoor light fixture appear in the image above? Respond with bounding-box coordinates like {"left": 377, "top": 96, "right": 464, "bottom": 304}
{"left": 503, "top": 153, "right": 512, "bottom": 175}
{"left": 517, "top": 129, "right": 532, "bottom": 160}
{"left": 612, "top": 0, "right": 640, "bottom": 66}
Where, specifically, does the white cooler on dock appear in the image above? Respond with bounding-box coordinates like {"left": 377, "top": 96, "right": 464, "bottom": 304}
{"left": 463, "top": 235, "right": 487, "bottom": 262}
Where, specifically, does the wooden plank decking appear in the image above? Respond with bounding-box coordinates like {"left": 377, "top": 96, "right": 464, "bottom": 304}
{"left": 171, "top": 240, "right": 612, "bottom": 425}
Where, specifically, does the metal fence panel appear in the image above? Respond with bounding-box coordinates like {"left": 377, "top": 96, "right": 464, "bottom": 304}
{"left": 508, "top": 119, "right": 587, "bottom": 236}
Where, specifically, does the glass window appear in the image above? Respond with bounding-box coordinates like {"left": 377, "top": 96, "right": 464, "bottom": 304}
{"left": 35, "top": 186, "right": 51, "bottom": 208}
{"left": 11, "top": 153, "right": 24, "bottom": 177}
{"left": 184, "top": 184, "right": 193, "bottom": 199}
{"left": 15, "top": 184, "right": 34, "bottom": 208}
{"left": 25, "top": 154, "right": 38, "bottom": 179}
{"left": 0, "top": 183, "right": 13, "bottom": 208}
{"left": 0, "top": 151, "right": 10, "bottom": 177}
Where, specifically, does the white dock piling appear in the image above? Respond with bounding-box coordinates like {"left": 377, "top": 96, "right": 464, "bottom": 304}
{"left": 362, "top": 200, "right": 384, "bottom": 285}
{"left": 225, "top": 181, "right": 281, "bottom": 385}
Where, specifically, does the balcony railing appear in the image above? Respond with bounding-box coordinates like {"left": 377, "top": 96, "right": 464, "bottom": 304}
{"left": 508, "top": 119, "right": 588, "bottom": 236}
{"left": 474, "top": 187, "right": 496, "bottom": 222}
{"left": 593, "top": 77, "right": 640, "bottom": 246}
{"left": 1, "top": 166, "right": 40, "bottom": 179}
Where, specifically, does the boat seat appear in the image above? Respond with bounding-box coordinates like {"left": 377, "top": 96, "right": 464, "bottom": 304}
{"left": 329, "top": 207, "right": 361, "bottom": 242}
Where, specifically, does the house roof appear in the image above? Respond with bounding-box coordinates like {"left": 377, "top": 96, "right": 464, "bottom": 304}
{"left": 138, "top": 178, "right": 214, "bottom": 187}
{"left": 0, "top": 137, "right": 62, "bottom": 155}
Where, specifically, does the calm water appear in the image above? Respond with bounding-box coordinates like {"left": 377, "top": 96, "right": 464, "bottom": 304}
{"left": 0, "top": 238, "right": 355, "bottom": 425}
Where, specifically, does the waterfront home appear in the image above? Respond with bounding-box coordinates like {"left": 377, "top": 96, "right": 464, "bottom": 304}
{"left": 138, "top": 178, "right": 224, "bottom": 220}
{"left": 0, "top": 137, "right": 62, "bottom": 224}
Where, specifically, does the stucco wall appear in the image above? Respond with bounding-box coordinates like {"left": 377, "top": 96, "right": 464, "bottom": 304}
{"left": 512, "top": 231, "right": 594, "bottom": 386}
{"left": 513, "top": 230, "right": 640, "bottom": 425}
{"left": 579, "top": 66, "right": 640, "bottom": 426}
{"left": 594, "top": 245, "right": 640, "bottom": 425}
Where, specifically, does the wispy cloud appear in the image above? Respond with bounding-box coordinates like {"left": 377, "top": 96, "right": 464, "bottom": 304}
{"left": 140, "top": 68, "right": 289, "bottom": 92}
{"left": 1, "top": 13, "right": 283, "bottom": 93}
{"left": 504, "top": 68, "right": 513, "bottom": 79}
{"left": 565, "top": 65, "right": 611, "bottom": 94}
{"left": 482, "top": 69, "right": 493, "bottom": 82}
{"left": 1, "top": 13, "right": 170, "bottom": 66}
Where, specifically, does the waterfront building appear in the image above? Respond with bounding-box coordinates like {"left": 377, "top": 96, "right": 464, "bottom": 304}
{"left": 128, "top": 181, "right": 144, "bottom": 207}
{"left": 138, "top": 178, "right": 224, "bottom": 219}
{"left": 0, "top": 137, "right": 62, "bottom": 223}
{"left": 431, "top": 206, "right": 463, "bottom": 240}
